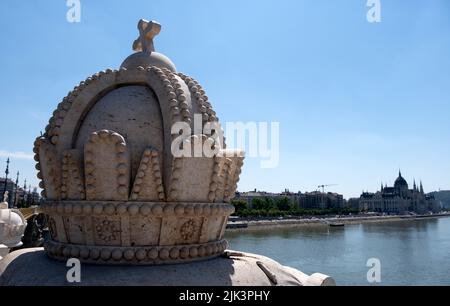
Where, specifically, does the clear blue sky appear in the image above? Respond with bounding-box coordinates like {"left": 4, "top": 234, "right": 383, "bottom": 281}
{"left": 0, "top": 0, "right": 449, "bottom": 198}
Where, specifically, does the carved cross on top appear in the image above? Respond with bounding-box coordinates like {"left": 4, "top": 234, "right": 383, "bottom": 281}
{"left": 133, "top": 19, "right": 162, "bottom": 53}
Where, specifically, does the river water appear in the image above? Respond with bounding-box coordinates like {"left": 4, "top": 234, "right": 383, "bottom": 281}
{"left": 224, "top": 217, "right": 450, "bottom": 285}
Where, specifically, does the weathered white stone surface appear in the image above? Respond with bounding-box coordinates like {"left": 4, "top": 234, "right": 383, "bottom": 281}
{"left": 33, "top": 19, "right": 245, "bottom": 266}
{"left": 76, "top": 86, "right": 164, "bottom": 180}
{"left": 0, "top": 195, "right": 27, "bottom": 261}
{"left": 0, "top": 245, "right": 9, "bottom": 262}
{"left": 122, "top": 20, "right": 177, "bottom": 72}
{"left": 12, "top": 18, "right": 336, "bottom": 285}
{"left": 0, "top": 248, "right": 335, "bottom": 286}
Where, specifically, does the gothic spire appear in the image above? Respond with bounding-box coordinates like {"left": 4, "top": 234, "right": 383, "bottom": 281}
{"left": 4, "top": 157, "right": 9, "bottom": 178}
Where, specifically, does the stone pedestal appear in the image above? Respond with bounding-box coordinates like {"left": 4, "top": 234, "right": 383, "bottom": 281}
{"left": 7, "top": 18, "right": 336, "bottom": 287}
{"left": 0, "top": 245, "right": 9, "bottom": 261}
{"left": 0, "top": 248, "right": 335, "bottom": 286}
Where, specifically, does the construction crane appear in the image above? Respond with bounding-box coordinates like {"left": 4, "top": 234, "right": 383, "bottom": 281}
{"left": 318, "top": 184, "right": 338, "bottom": 193}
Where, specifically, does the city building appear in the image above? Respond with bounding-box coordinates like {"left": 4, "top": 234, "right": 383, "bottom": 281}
{"left": 346, "top": 198, "right": 361, "bottom": 210}
{"left": 0, "top": 178, "right": 40, "bottom": 208}
{"left": 235, "top": 189, "right": 344, "bottom": 210}
{"left": 27, "top": 187, "right": 41, "bottom": 206}
{"left": 235, "top": 189, "right": 297, "bottom": 207}
{"left": 299, "top": 191, "right": 344, "bottom": 210}
{"left": 359, "top": 171, "right": 440, "bottom": 214}
{"left": 0, "top": 178, "right": 18, "bottom": 206}
{"left": 1, "top": 158, "right": 41, "bottom": 207}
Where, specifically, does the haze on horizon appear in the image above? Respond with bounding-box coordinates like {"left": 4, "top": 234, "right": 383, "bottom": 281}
{"left": 0, "top": 0, "right": 449, "bottom": 199}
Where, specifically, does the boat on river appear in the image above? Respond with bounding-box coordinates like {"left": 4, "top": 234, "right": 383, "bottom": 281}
{"left": 329, "top": 222, "right": 345, "bottom": 227}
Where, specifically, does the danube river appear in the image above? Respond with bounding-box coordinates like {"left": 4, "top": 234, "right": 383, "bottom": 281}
{"left": 225, "top": 217, "right": 450, "bottom": 285}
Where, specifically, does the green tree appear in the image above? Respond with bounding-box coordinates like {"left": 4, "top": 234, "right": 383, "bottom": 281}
{"left": 252, "top": 198, "right": 274, "bottom": 210}
{"left": 231, "top": 200, "right": 248, "bottom": 215}
{"left": 251, "top": 198, "right": 264, "bottom": 210}
{"left": 275, "top": 197, "right": 291, "bottom": 211}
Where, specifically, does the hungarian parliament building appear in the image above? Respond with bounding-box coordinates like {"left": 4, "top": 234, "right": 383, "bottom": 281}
{"left": 359, "top": 171, "right": 440, "bottom": 214}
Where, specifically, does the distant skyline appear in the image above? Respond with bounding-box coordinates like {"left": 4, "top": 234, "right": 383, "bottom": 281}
{"left": 231, "top": 169, "right": 445, "bottom": 198}
{"left": 1, "top": 0, "right": 450, "bottom": 198}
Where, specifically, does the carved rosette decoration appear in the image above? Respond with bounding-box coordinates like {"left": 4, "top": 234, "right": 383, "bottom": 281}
{"left": 36, "top": 19, "right": 245, "bottom": 265}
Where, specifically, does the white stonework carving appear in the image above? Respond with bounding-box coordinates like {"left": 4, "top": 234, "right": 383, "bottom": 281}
{"left": 0, "top": 19, "right": 335, "bottom": 286}
{"left": 0, "top": 194, "right": 27, "bottom": 261}
{"left": 32, "top": 20, "right": 244, "bottom": 265}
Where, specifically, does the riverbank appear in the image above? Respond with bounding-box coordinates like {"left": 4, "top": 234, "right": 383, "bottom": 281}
{"left": 226, "top": 212, "right": 450, "bottom": 231}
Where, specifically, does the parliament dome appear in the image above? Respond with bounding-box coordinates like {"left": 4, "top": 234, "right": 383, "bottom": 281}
{"left": 394, "top": 171, "right": 408, "bottom": 189}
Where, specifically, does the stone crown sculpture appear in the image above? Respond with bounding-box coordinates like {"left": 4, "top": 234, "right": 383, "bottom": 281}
{"left": 0, "top": 192, "right": 27, "bottom": 260}
{"left": 35, "top": 19, "right": 244, "bottom": 265}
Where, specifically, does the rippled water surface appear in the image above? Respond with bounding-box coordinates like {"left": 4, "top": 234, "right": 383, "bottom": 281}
{"left": 225, "top": 217, "right": 450, "bottom": 285}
